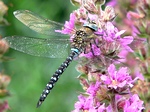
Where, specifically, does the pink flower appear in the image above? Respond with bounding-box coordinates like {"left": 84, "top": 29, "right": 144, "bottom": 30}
{"left": 104, "top": 22, "right": 133, "bottom": 52}
{"left": 123, "top": 94, "right": 144, "bottom": 112}
{"left": 55, "top": 13, "right": 76, "bottom": 35}
{"left": 87, "top": 81, "right": 101, "bottom": 96}
{"left": 0, "top": 101, "right": 9, "bottom": 112}
{"left": 101, "top": 64, "right": 133, "bottom": 89}
{"left": 106, "top": 0, "right": 117, "bottom": 6}
{"left": 79, "top": 44, "right": 101, "bottom": 58}
{"left": 73, "top": 95, "right": 96, "bottom": 112}
{"left": 97, "top": 103, "right": 106, "bottom": 112}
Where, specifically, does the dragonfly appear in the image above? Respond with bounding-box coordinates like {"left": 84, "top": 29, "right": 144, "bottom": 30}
{"left": 4, "top": 10, "right": 99, "bottom": 107}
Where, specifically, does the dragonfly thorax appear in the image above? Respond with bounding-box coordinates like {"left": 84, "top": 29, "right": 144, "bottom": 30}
{"left": 71, "top": 30, "right": 87, "bottom": 53}
{"left": 71, "top": 26, "right": 96, "bottom": 55}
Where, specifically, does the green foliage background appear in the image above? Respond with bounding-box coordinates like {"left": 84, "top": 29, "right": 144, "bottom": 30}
{"left": 1, "top": 0, "right": 82, "bottom": 112}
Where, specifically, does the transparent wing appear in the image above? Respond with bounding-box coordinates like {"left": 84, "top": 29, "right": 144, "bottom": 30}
{"left": 14, "top": 10, "right": 64, "bottom": 36}
{"left": 4, "top": 36, "right": 70, "bottom": 58}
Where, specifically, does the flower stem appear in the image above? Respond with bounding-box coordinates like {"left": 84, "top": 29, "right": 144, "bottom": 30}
{"left": 110, "top": 95, "right": 118, "bottom": 112}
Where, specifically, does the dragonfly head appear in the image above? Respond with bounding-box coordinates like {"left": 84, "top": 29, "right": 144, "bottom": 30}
{"left": 83, "top": 21, "right": 98, "bottom": 31}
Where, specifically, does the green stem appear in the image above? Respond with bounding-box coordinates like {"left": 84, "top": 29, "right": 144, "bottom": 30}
{"left": 110, "top": 95, "right": 118, "bottom": 112}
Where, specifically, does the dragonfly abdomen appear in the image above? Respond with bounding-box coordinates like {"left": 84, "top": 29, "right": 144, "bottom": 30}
{"left": 37, "top": 27, "right": 94, "bottom": 107}
{"left": 37, "top": 49, "right": 81, "bottom": 107}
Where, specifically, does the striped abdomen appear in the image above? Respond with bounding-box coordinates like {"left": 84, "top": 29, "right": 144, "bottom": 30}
{"left": 37, "top": 49, "right": 81, "bottom": 107}
{"left": 37, "top": 29, "right": 87, "bottom": 107}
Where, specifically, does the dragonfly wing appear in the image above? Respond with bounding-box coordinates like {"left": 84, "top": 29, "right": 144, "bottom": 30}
{"left": 14, "top": 10, "right": 64, "bottom": 36}
{"left": 4, "top": 36, "right": 70, "bottom": 58}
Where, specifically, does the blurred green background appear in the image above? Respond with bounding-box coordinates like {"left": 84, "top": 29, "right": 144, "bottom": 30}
{"left": 1, "top": 0, "right": 83, "bottom": 112}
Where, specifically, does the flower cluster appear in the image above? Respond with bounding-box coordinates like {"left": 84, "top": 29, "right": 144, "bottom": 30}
{"left": 57, "top": 0, "right": 146, "bottom": 111}
{"left": 0, "top": 36, "right": 10, "bottom": 112}
{"left": 73, "top": 65, "right": 144, "bottom": 112}
{"left": 107, "top": 0, "right": 150, "bottom": 111}
{"left": 0, "top": 73, "right": 10, "bottom": 112}
{"left": 0, "top": 1, "right": 11, "bottom": 112}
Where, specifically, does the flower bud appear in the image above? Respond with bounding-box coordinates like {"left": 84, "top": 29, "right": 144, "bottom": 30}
{"left": 70, "top": 0, "right": 81, "bottom": 6}
{"left": 95, "top": 0, "right": 105, "bottom": 6}
{"left": 0, "top": 38, "right": 9, "bottom": 55}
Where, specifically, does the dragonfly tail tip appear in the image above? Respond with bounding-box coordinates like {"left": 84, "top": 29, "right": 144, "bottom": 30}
{"left": 36, "top": 101, "right": 43, "bottom": 108}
